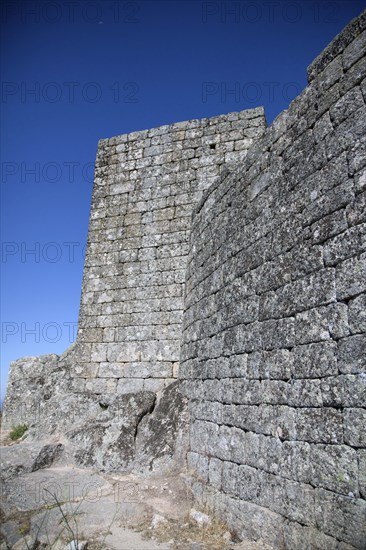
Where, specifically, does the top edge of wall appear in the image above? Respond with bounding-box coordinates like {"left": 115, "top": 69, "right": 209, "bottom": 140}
{"left": 307, "top": 7, "right": 366, "bottom": 83}
{"left": 97, "top": 106, "right": 266, "bottom": 147}
{"left": 193, "top": 8, "right": 366, "bottom": 218}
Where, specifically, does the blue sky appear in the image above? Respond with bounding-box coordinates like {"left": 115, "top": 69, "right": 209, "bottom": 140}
{"left": 1, "top": 0, "right": 364, "bottom": 402}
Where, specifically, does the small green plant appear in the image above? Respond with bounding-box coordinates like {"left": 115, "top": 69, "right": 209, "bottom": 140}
{"left": 14, "top": 486, "right": 116, "bottom": 549}
{"left": 18, "top": 522, "right": 30, "bottom": 536}
{"left": 9, "top": 424, "right": 28, "bottom": 441}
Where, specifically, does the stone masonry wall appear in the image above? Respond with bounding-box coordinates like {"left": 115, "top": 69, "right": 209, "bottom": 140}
{"left": 73, "top": 109, "right": 266, "bottom": 396}
{"left": 180, "top": 10, "right": 366, "bottom": 550}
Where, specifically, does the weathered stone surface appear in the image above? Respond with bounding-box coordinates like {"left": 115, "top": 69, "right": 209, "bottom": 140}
{"left": 358, "top": 449, "right": 366, "bottom": 498}
{"left": 293, "top": 341, "right": 337, "bottom": 378}
{"left": 323, "top": 223, "right": 366, "bottom": 266}
{"left": 346, "top": 190, "right": 366, "bottom": 227}
{"left": 336, "top": 253, "right": 366, "bottom": 299}
{"left": 247, "top": 349, "right": 293, "bottom": 380}
{"left": 343, "top": 29, "right": 366, "bottom": 70}
{"left": 321, "top": 374, "right": 366, "bottom": 407}
{"left": 311, "top": 208, "right": 347, "bottom": 244}
{"left": 179, "top": 10, "right": 366, "bottom": 547}
{"left": 293, "top": 407, "right": 343, "bottom": 444}
{"left": 310, "top": 444, "right": 359, "bottom": 495}
{"left": 348, "top": 293, "right": 366, "bottom": 334}
{"left": 344, "top": 408, "right": 366, "bottom": 447}
{"left": 329, "top": 86, "right": 364, "bottom": 126}
{"left": 71, "top": 107, "right": 266, "bottom": 389}
{"left": 0, "top": 441, "right": 49, "bottom": 480}
{"left": 315, "top": 488, "right": 366, "bottom": 547}
{"left": 338, "top": 334, "right": 366, "bottom": 373}
{"left": 31, "top": 444, "right": 64, "bottom": 472}
{"left": 134, "top": 381, "right": 188, "bottom": 472}
{"left": 2, "top": 353, "right": 63, "bottom": 429}
{"left": 294, "top": 303, "right": 349, "bottom": 344}
{"left": 67, "top": 392, "right": 157, "bottom": 470}
{"left": 283, "top": 522, "right": 339, "bottom": 550}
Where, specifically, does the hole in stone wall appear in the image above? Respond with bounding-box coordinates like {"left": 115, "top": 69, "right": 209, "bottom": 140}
{"left": 99, "top": 402, "right": 109, "bottom": 410}
{"left": 210, "top": 143, "right": 216, "bottom": 150}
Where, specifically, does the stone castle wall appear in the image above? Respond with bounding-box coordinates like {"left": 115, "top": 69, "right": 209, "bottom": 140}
{"left": 73, "top": 108, "right": 266, "bottom": 395}
{"left": 180, "top": 11, "right": 366, "bottom": 549}
{"left": 3, "top": 8, "right": 366, "bottom": 549}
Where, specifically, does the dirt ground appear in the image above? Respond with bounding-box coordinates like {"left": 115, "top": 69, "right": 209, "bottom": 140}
{"left": 0, "top": 429, "right": 273, "bottom": 550}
